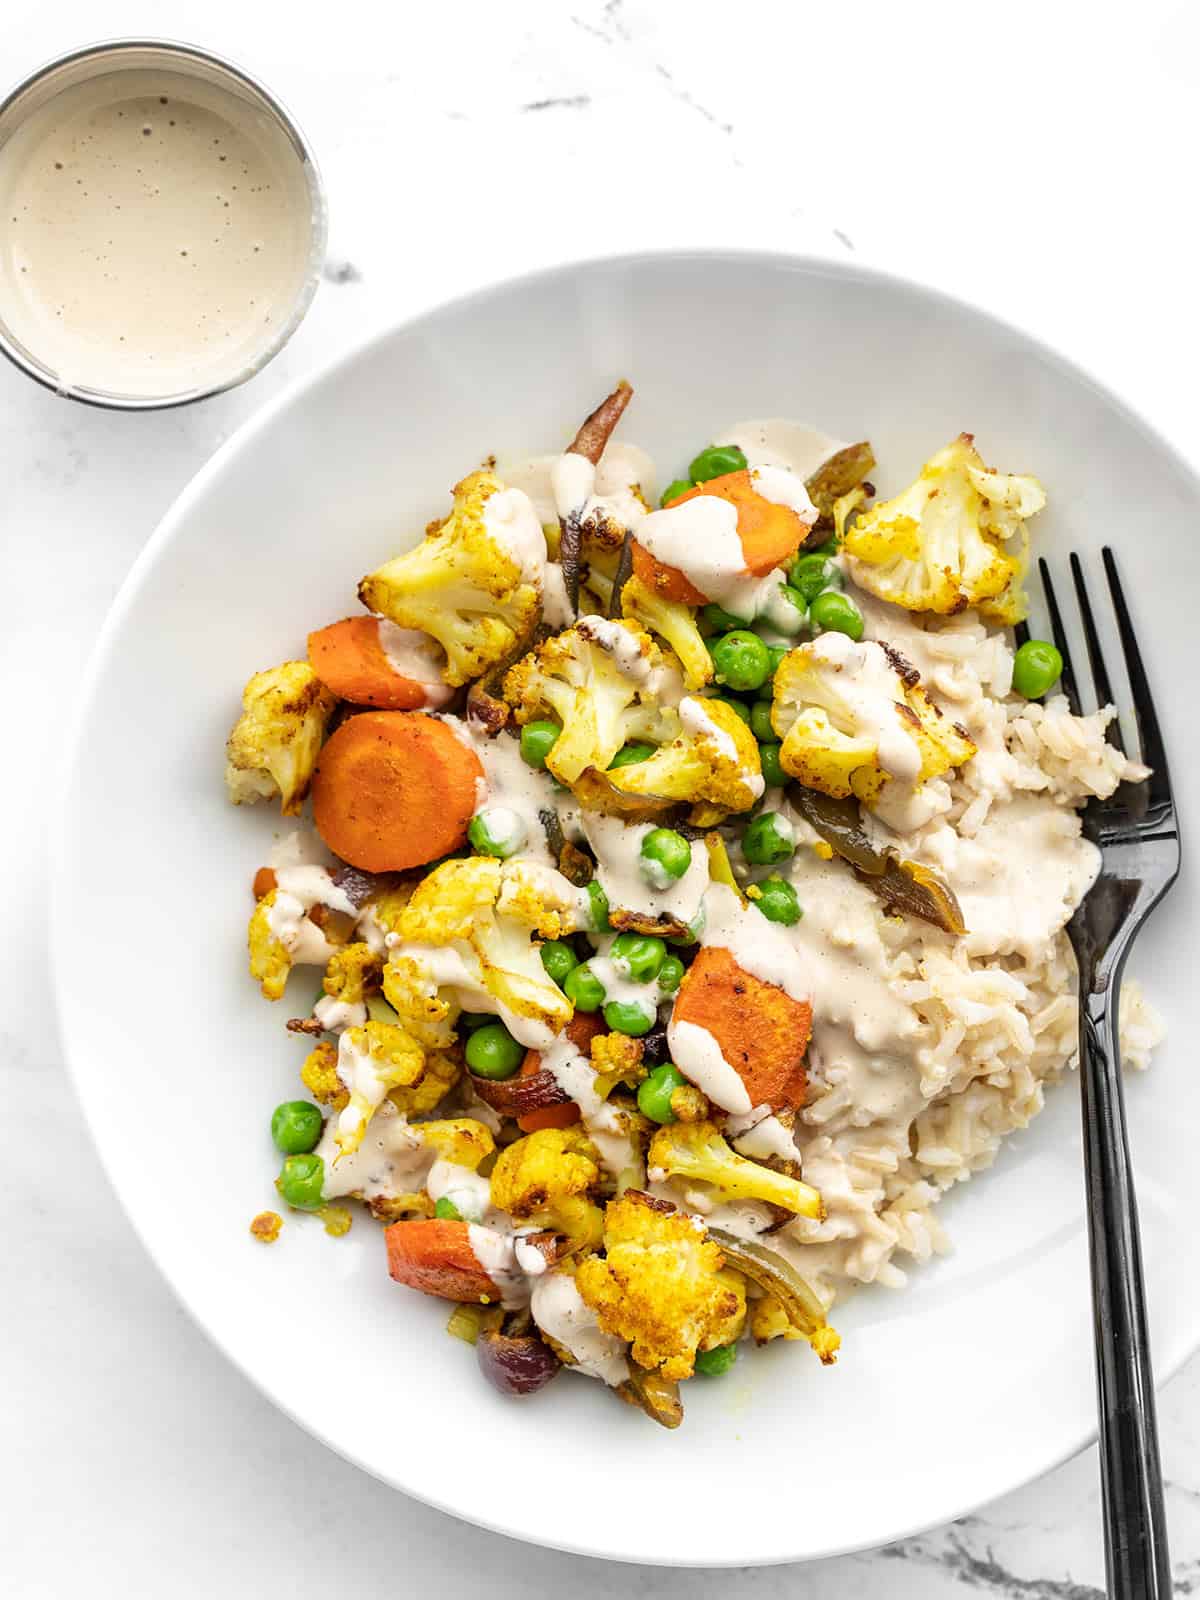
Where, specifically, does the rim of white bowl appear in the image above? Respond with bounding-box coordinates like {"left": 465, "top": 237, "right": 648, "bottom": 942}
{"left": 47, "top": 244, "right": 1200, "bottom": 1566}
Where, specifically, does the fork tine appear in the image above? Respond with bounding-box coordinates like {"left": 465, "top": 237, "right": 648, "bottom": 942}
{"left": 1069, "top": 553, "right": 1125, "bottom": 755}
{"left": 1037, "top": 558, "right": 1082, "bottom": 714}
{"left": 1102, "top": 548, "right": 1173, "bottom": 807}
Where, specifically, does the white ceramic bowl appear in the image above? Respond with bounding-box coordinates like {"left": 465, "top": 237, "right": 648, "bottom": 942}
{"left": 52, "top": 251, "right": 1199, "bottom": 1566}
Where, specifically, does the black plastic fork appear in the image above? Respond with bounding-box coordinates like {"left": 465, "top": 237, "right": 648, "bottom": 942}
{"left": 1030, "top": 551, "right": 1181, "bottom": 1599}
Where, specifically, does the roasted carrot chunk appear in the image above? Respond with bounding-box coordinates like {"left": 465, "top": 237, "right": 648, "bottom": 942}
{"left": 671, "top": 945, "right": 811, "bottom": 1112}
{"left": 308, "top": 616, "right": 439, "bottom": 709}
{"left": 633, "top": 469, "right": 809, "bottom": 604}
{"left": 385, "top": 1218, "right": 499, "bottom": 1303}
{"left": 516, "top": 1012, "right": 605, "bottom": 1132}
{"left": 312, "top": 710, "right": 482, "bottom": 873}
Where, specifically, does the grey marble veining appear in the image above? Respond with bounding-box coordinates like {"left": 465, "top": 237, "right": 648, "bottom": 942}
{"left": 4, "top": 0, "right": 1199, "bottom": 1594}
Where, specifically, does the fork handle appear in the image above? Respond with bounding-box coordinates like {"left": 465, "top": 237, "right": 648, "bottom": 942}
{"left": 1080, "top": 974, "right": 1171, "bottom": 1598}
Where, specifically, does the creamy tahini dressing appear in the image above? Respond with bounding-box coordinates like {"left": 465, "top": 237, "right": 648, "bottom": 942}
{"left": 541, "top": 1035, "right": 640, "bottom": 1178}
{"left": 575, "top": 615, "right": 655, "bottom": 682}
{"left": 452, "top": 719, "right": 561, "bottom": 867}
{"left": 0, "top": 68, "right": 316, "bottom": 396}
{"left": 313, "top": 995, "right": 366, "bottom": 1032}
{"left": 375, "top": 622, "right": 454, "bottom": 707}
{"left": 805, "top": 633, "right": 923, "bottom": 783}
{"left": 530, "top": 1271, "right": 630, "bottom": 1385}
{"left": 316, "top": 1106, "right": 431, "bottom": 1200}
{"left": 747, "top": 465, "right": 818, "bottom": 522}
{"left": 665, "top": 883, "right": 811, "bottom": 1114}
{"left": 727, "top": 1105, "right": 800, "bottom": 1163}
{"left": 467, "top": 1225, "right": 531, "bottom": 1309}
{"left": 666, "top": 1019, "right": 753, "bottom": 1114}
{"left": 481, "top": 485, "right": 548, "bottom": 588}
{"left": 581, "top": 811, "right": 709, "bottom": 924}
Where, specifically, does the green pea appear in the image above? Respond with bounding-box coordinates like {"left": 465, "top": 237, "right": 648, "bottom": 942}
{"left": 754, "top": 644, "right": 789, "bottom": 699}
{"left": 700, "top": 601, "right": 747, "bottom": 633}
{"left": 586, "top": 880, "right": 611, "bottom": 933}
{"left": 761, "top": 583, "right": 808, "bottom": 637}
{"left": 277, "top": 1153, "right": 325, "bottom": 1211}
{"left": 465, "top": 1022, "right": 524, "bottom": 1079}
{"left": 637, "top": 1062, "right": 686, "bottom": 1124}
{"left": 610, "top": 932, "right": 668, "bottom": 984}
{"left": 656, "top": 955, "right": 685, "bottom": 998}
{"left": 565, "top": 961, "right": 606, "bottom": 1012}
{"left": 711, "top": 629, "right": 771, "bottom": 692}
{"left": 434, "top": 1196, "right": 462, "bottom": 1221}
{"left": 758, "top": 741, "right": 786, "bottom": 788}
{"left": 1012, "top": 638, "right": 1064, "bottom": 700}
{"left": 540, "top": 939, "right": 579, "bottom": 987}
{"left": 640, "top": 827, "right": 692, "bottom": 886}
{"left": 694, "top": 1342, "right": 739, "bottom": 1377}
{"left": 749, "top": 701, "right": 775, "bottom": 743}
{"left": 458, "top": 1011, "right": 491, "bottom": 1032}
{"left": 467, "top": 807, "right": 527, "bottom": 859}
{"left": 688, "top": 443, "right": 747, "bottom": 484}
{"left": 789, "top": 553, "right": 844, "bottom": 603}
{"left": 520, "top": 718, "right": 561, "bottom": 768}
{"left": 608, "top": 741, "right": 657, "bottom": 769}
{"left": 270, "top": 1101, "right": 323, "bottom": 1156}
{"left": 743, "top": 811, "right": 796, "bottom": 866}
{"left": 669, "top": 905, "right": 706, "bottom": 947}
{"left": 753, "top": 874, "right": 802, "bottom": 926}
{"left": 661, "top": 478, "right": 692, "bottom": 507}
{"left": 809, "top": 589, "right": 864, "bottom": 641}
{"left": 604, "top": 998, "right": 657, "bottom": 1037}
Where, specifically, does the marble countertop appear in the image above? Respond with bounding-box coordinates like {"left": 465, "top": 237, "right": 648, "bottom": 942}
{"left": 5, "top": 1, "right": 1199, "bottom": 1594}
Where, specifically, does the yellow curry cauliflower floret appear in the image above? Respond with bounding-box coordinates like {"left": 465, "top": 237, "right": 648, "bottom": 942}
{"left": 583, "top": 559, "right": 713, "bottom": 691}
{"left": 770, "top": 636, "right": 975, "bottom": 807}
{"left": 648, "top": 1122, "right": 824, "bottom": 1218}
{"left": 503, "top": 616, "right": 678, "bottom": 784}
{"left": 415, "top": 1117, "right": 495, "bottom": 1169}
{"left": 248, "top": 890, "right": 292, "bottom": 1001}
{"left": 358, "top": 471, "right": 543, "bottom": 686}
{"left": 606, "top": 694, "right": 763, "bottom": 813}
{"left": 575, "top": 1193, "right": 746, "bottom": 1380}
{"left": 841, "top": 433, "right": 1045, "bottom": 624}
{"left": 301, "top": 1039, "right": 347, "bottom": 1110}
{"left": 381, "top": 955, "right": 457, "bottom": 1049}
{"left": 489, "top": 1127, "right": 605, "bottom": 1252}
{"left": 322, "top": 941, "right": 382, "bottom": 1005}
{"left": 386, "top": 857, "right": 576, "bottom": 1043}
{"left": 334, "top": 1021, "right": 427, "bottom": 1156}
{"left": 388, "top": 1047, "right": 461, "bottom": 1116}
{"left": 225, "top": 661, "right": 336, "bottom": 814}
{"left": 589, "top": 1031, "right": 648, "bottom": 1098}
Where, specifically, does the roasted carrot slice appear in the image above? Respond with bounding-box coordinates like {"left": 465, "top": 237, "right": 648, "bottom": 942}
{"left": 672, "top": 945, "right": 811, "bottom": 1113}
{"left": 515, "top": 1012, "right": 605, "bottom": 1132}
{"left": 308, "top": 616, "right": 440, "bottom": 709}
{"left": 633, "top": 469, "right": 809, "bottom": 604}
{"left": 312, "top": 710, "right": 482, "bottom": 873}
{"left": 631, "top": 542, "right": 708, "bottom": 606}
{"left": 385, "top": 1218, "right": 500, "bottom": 1302}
